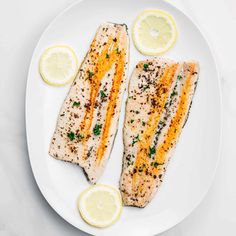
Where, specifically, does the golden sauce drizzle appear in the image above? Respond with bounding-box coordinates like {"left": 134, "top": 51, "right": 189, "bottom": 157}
{"left": 80, "top": 37, "right": 115, "bottom": 136}
{"left": 79, "top": 33, "right": 127, "bottom": 163}
{"left": 132, "top": 64, "right": 196, "bottom": 196}
{"left": 153, "top": 64, "right": 196, "bottom": 175}
{"left": 132, "top": 64, "right": 179, "bottom": 191}
{"left": 96, "top": 49, "right": 126, "bottom": 162}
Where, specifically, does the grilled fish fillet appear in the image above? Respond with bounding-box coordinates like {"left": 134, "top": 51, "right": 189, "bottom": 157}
{"left": 49, "top": 22, "right": 129, "bottom": 183}
{"left": 120, "top": 58, "right": 199, "bottom": 207}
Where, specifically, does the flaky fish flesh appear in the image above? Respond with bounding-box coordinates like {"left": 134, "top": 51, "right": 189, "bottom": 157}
{"left": 49, "top": 22, "right": 129, "bottom": 183}
{"left": 120, "top": 58, "right": 199, "bottom": 207}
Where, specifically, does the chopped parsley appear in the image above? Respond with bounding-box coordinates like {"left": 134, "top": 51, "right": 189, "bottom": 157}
{"left": 67, "top": 131, "right": 75, "bottom": 141}
{"left": 100, "top": 90, "right": 107, "bottom": 98}
{"left": 153, "top": 162, "right": 159, "bottom": 167}
{"left": 93, "top": 124, "right": 102, "bottom": 136}
{"left": 149, "top": 146, "right": 156, "bottom": 158}
{"left": 177, "top": 75, "right": 182, "bottom": 80}
{"left": 171, "top": 91, "right": 178, "bottom": 97}
{"left": 143, "top": 63, "right": 149, "bottom": 71}
{"left": 88, "top": 70, "right": 94, "bottom": 79}
{"left": 77, "top": 133, "right": 84, "bottom": 141}
{"left": 151, "top": 162, "right": 163, "bottom": 168}
{"left": 73, "top": 101, "right": 80, "bottom": 107}
{"left": 131, "top": 119, "right": 134, "bottom": 123}
{"left": 132, "top": 134, "right": 140, "bottom": 146}
{"left": 164, "top": 102, "right": 168, "bottom": 109}
{"left": 156, "top": 130, "right": 161, "bottom": 136}
{"left": 115, "top": 47, "right": 120, "bottom": 54}
{"left": 142, "top": 121, "right": 146, "bottom": 126}
{"left": 106, "top": 53, "right": 110, "bottom": 59}
{"left": 143, "top": 84, "right": 150, "bottom": 91}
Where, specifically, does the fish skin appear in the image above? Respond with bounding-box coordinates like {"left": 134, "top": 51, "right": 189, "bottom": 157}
{"left": 49, "top": 22, "right": 129, "bottom": 184}
{"left": 120, "top": 58, "right": 199, "bottom": 207}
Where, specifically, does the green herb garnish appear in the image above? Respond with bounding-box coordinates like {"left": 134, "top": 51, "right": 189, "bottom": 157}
{"left": 171, "top": 91, "right": 178, "bottom": 97}
{"left": 77, "top": 133, "right": 84, "bottom": 141}
{"left": 67, "top": 131, "right": 75, "bottom": 141}
{"left": 154, "top": 162, "right": 159, "bottom": 167}
{"left": 177, "top": 75, "right": 182, "bottom": 80}
{"left": 142, "top": 121, "right": 146, "bottom": 126}
{"left": 100, "top": 90, "right": 107, "bottom": 98}
{"left": 73, "top": 101, "right": 80, "bottom": 107}
{"left": 115, "top": 47, "right": 120, "bottom": 54}
{"left": 143, "top": 85, "right": 150, "bottom": 91}
{"left": 143, "top": 63, "right": 149, "bottom": 71}
{"left": 93, "top": 124, "right": 102, "bottom": 136}
{"left": 151, "top": 162, "right": 163, "bottom": 167}
{"left": 88, "top": 70, "right": 94, "bottom": 79}
{"left": 106, "top": 53, "right": 110, "bottom": 59}
{"left": 131, "top": 119, "right": 134, "bottom": 123}
{"left": 132, "top": 134, "right": 140, "bottom": 146}
{"left": 149, "top": 146, "right": 156, "bottom": 158}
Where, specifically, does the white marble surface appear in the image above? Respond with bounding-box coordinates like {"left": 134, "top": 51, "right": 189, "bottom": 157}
{"left": 0, "top": 0, "right": 236, "bottom": 235}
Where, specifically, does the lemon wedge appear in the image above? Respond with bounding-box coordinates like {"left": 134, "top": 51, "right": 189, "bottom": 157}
{"left": 132, "top": 9, "right": 178, "bottom": 55}
{"left": 39, "top": 45, "right": 78, "bottom": 86}
{"left": 77, "top": 185, "right": 122, "bottom": 228}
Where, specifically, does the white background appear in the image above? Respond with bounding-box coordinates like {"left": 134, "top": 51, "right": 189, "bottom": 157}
{"left": 0, "top": 0, "right": 235, "bottom": 235}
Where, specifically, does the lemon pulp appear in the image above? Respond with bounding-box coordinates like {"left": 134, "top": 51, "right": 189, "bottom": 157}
{"left": 39, "top": 45, "right": 78, "bottom": 86}
{"left": 77, "top": 184, "right": 122, "bottom": 228}
{"left": 132, "top": 9, "right": 178, "bottom": 55}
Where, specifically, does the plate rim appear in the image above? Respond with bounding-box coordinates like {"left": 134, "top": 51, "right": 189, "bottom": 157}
{"left": 25, "top": 0, "right": 222, "bottom": 235}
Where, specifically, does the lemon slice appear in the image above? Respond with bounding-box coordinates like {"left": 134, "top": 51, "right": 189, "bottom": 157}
{"left": 132, "top": 9, "right": 178, "bottom": 55}
{"left": 77, "top": 185, "right": 122, "bottom": 228}
{"left": 39, "top": 45, "right": 78, "bottom": 86}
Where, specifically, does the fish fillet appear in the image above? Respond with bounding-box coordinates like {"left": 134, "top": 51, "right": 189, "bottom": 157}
{"left": 120, "top": 58, "right": 199, "bottom": 207}
{"left": 49, "top": 22, "right": 129, "bottom": 183}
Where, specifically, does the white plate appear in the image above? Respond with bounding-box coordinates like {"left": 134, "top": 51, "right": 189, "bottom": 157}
{"left": 26, "top": 0, "right": 222, "bottom": 235}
